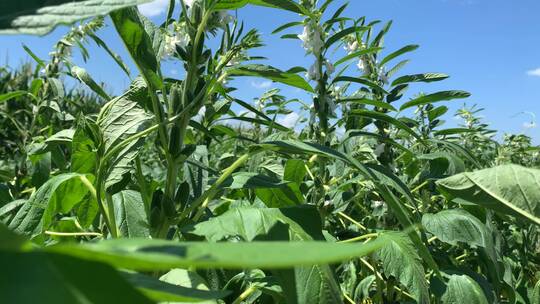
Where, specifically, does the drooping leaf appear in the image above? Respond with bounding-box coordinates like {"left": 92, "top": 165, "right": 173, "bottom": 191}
{"left": 436, "top": 165, "right": 540, "bottom": 226}
{"left": 122, "top": 271, "right": 228, "bottom": 303}
{"left": 422, "top": 209, "right": 489, "bottom": 248}
{"left": 8, "top": 173, "right": 94, "bottom": 238}
{"left": 376, "top": 232, "right": 429, "bottom": 304}
{"left": 0, "top": 0, "right": 151, "bottom": 35}
{"left": 441, "top": 274, "right": 489, "bottom": 304}
{"left": 187, "top": 205, "right": 323, "bottom": 242}
{"left": 97, "top": 79, "right": 153, "bottom": 193}
{"left": 350, "top": 110, "right": 423, "bottom": 141}
{"left": 113, "top": 190, "right": 149, "bottom": 238}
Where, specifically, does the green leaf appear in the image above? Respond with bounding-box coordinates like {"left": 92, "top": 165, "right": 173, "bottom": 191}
{"left": 97, "top": 79, "right": 153, "bottom": 193}
{"left": 376, "top": 232, "right": 429, "bottom": 304}
{"left": 433, "top": 128, "right": 477, "bottom": 136}
{"left": 379, "top": 44, "right": 419, "bottom": 66}
{"left": 71, "top": 117, "right": 98, "bottom": 174}
{"left": 187, "top": 205, "right": 323, "bottom": 242}
{"left": 226, "top": 64, "right": 314, "bottom": 93}
{"left": 272, "top": 21, "right": 303, "bottom": 34}
{"left": 234, "top": 0, "right": 308, "bottom": 14}
{"left": 436, "top": 164, "right": 540, "bottom": 226}
{"left": 391, "top": 73, "right": 449, "bottom": 86}
{"left": 71, "top": 66, "right": 110, "bottom": 100}
{"left": 399, "top": 90, "right": 471, "bottom": 111}
{"left": 441, "top": 274, "right": 489, "bottom": 304}
{"left": 8, "top": 173, "right": 94, "bottom": 238}
{"left": 349, "top": 110, "right": 423, "bottom": 141}
{"left": 255, "top": 186, "right": 303, "bottom": 207}
{"left": 422, "top": 209, "right": 489, "bottom": 248}
{"left": 324, "top": 26, "right": 368, "bottom": 49}
{"left": 333, "top": 76, "right": 388, "bottom": 94}
{"left": 0, "top": 90, "right": 29, "bottom": 103}
{"left": 45, "top": 238, "right": 386, "bottom": 270}
{"left": 113, "top": 190, "right": 150, "bottom": 238}
{"left": 222, "top": 172, "right": 289, "bottom": 189}
{"left": 122, "top": 271, "right": 228, "bottom": 303}
{"left": 0, "top": 251, "right": 152, "bottom": 304}
{"left": 334, "top": 47, "right": 382, "bottom": 66}
{"left": 338, "top": 97, "right": 397, "bottom": 111}
{"left": 110, "top": 7, "right": 162, "bottom": 90}
{"left": 283, "top": 159, "right": 306, "bottom": 184}
{"left": 0, "top": 0, "right": 151, "bottom": 35}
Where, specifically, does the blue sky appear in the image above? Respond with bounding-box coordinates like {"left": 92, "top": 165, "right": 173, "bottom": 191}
{"left": 1, "top": 0, "right": 538, "bottom": 143}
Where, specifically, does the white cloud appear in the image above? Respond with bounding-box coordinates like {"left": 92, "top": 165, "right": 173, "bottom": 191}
{"left": 250, "top": 80, "right": 272, "bottom": 89}
{"left": 277, "top": 112, "right": 300, "bottom": 128}
{"left": 138, "top": 0, "right": 168, "bottom": 17}
{"left": 526, "top": 68, "right": 540, "bottom": 77}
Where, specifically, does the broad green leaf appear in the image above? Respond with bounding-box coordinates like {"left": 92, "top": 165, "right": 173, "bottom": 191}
{"left": 255, "top": 186, "right": 303, "bottom": 207}
{"left": 417, "top": 152, "right": 465, "bottom": 176}
{"left": 8, "top": 173, "right": 94, "bottom": 238}
{"left": 391, "top": 73, "right": 449, "bottom": 86}
{"left": 71, "top": 117, "right": 97, "bottom": 174}
{"left": 113, "top": 190, "right": 150, "bottom": 238}
{"left": 399, "top": 90, "right": 471, "bottom": 111}
{"left": 376, "top": 232, "right": 429, "bottom": 304}
{"left": 0, "top": 251, "right": 152, "bottom": 304}
{"left": 226, "top": 64, "right": 314, "bottom": 93}
{"left": 379, "top": 44, "right": 419, "bottom": 66}
{"left": 283, "top": 159, "right": 306, "bottom": 184}
{"left": 187, "top": 205, "right": 323, "bottom": 242}
{"left": 436, "top": 165, "right": 540, "bottom": 226}
{"left": 422, "top": 209, "right": 489, "bottom": 248}
{"left": 531, "top": 279, "right": 540, "bottom": 304}
{"left": 97, "top": 79, "right": 153, "bottom": 193}
{"left": 222, "top": 172, "right": 289, "bottom": 189}
{"left": 71, "top": 66, "right": 111, "bottom": 100}
{"left": 441, "top": 274, "right": 489, "bottom": 304}
{"left": 110, "top": 7, "right": 162, "bottom": 90}
{"left": 122, "top": 271, "right": 228, "bottom": 303}
{"left": 46, "top": 238, "right": 386, "bottom": 270}
{"left": 0, "top": 0, "right": 151, "bottom": 35}
{"left": 187, "top": 206, "right": 342, "bottom": 304}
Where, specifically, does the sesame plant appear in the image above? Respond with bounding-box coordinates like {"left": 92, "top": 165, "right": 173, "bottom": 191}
{"left": 1, "top": 0, "right": 540, "bottom": 303}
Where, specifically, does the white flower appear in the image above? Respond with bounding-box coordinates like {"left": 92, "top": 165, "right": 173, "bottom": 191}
{"left": 379, "top": 67, "right": 389, "bottom": 84}
{"left": 298, "top": 22, "right": 323, "bottom": 55}
{"left": 163, "top": 31, "right": 190, "bottom": 58}
{"left": 357, "top": 59, "right": 365, "bottom": 71}
{"left": 306, "top": 62, "right": 321, "bottom": 81}
{"left": 183, "top": 0, "right": 196, "bottom": 6}
{"left": 325, "top": 60, "right": 335, "bottom": 75}
{"left": 323, "top": 96, "right": 337, "bottom": 117}
{"left": 344, "top": 41, "right": 358, "bottom": 54}
{"left": 219, "top": 11, "right": 235, "bottom": 25}
{"left": 374, "top": 143, "right": 385, "bottom": 157}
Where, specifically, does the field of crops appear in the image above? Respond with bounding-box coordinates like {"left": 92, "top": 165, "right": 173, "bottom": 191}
{"left": 1, "top": 0, "right": 539, "bottom": 303}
